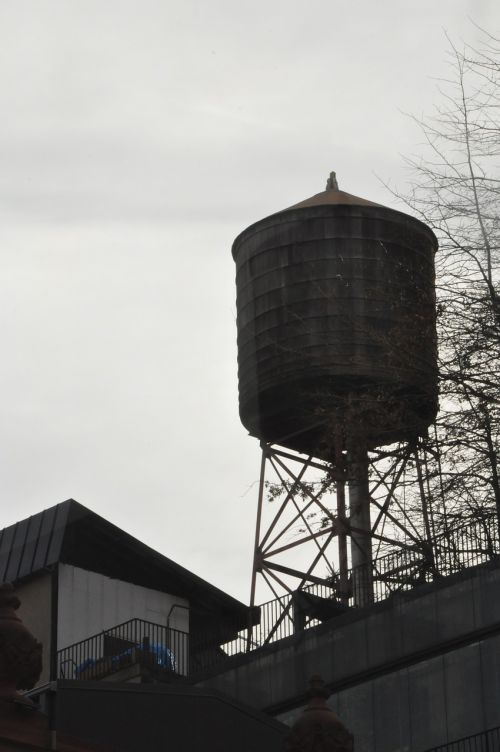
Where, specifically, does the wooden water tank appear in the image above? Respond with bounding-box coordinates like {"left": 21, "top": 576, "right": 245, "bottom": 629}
{"left": 232, "top": 174, "right": 438, "bottom": 456}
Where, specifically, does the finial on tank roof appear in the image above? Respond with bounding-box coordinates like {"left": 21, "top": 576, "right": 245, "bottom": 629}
{"left": 326, "top": 171, "right": 339, "bottom": 191}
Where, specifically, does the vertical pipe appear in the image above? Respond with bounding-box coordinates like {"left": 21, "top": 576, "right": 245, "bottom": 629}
{"left": 49, "top": 564, "right": 59, "bottom": 750}
{"left": 348, "top": 441, "right": 373, "bottom": 606}
{"left": 335, "top": 430, "right": 349, "bottom": 606}
{"left": 414, "top": 448, "right": 437, "bottom": 579}
{"left": 250, "top": 446, "right": 267, "bottom": 608}
{"left": 248, "top": 446, "right": 267, "bottom": 651}
{"left": 50, "top": 564, "right": 59, "bottom": 680}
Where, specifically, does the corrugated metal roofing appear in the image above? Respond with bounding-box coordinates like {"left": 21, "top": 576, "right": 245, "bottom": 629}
{"left": 0, "top": 503, "right": 69, "bottom": 583}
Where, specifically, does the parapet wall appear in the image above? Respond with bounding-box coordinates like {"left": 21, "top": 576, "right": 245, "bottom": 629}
{"left": 195, "top": 559, "right": 500, "bottom": 752}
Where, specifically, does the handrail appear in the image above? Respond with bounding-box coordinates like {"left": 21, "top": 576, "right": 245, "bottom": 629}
{"left": 424, "top": 723, "right": 500, "bottom": 752}
{"left": 57, "top": 514, "right": 500, "bottom": 679}
{"left": 57, "top": 617, "right": 189, "bottom": 680}
{"left": 198, "top": 514, "right": 500, "bottom": 668}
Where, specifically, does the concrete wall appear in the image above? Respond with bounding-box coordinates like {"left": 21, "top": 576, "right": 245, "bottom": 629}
{"left": 195, "top": 561, "right": 500, "bottom": 752}
{"left": 276, "top": 637, "right": 499, "bottom": 752}
{"left": 55, "top": 680, "right": 288, "bottom": 752}
{"left": 57, "top": 563, "right": 189, "bottom": 649}
{"left": 17, "top": 572, "right": 52, "bottom": 685}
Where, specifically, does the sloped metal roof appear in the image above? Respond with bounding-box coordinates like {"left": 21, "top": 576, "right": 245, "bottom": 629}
{"left": 0, "top": 500, "right": 248, "bottom": 617}
{"left": 0, "top": 502, "right": 69, "bottom": 583}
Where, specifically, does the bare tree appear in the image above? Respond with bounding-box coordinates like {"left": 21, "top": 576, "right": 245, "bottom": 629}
{"left": 393, "top": 29, "right": 500, "bottom": 540}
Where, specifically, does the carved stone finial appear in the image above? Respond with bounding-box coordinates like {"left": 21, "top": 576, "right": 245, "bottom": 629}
{"left": 284, "top": 675, "right": 354, "bottom": 752}
{"left": 0, "top": 583, "right": 42, "bottom": 697}
{"left": 308, "top": 673, "right": 330, "bottom": 699}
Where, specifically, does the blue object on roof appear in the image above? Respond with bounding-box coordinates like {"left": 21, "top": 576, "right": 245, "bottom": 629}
{"left": 74, "top": 657, "right": 96, "bottom": 676}
{"left": 74, "top": 642, "right": 175, "bottom": 677}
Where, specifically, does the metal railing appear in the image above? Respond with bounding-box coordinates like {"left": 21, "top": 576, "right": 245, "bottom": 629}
{"left": 195, "top": 514, "right": 500, "bottom": 670}
{"left": 57, "top": 618, "right": 188, "bottom": 680}
{"left": 371, "top": 513, "right": 499, "bottom": 595}
{"left": 425, "top": 725, "right": 500, "bottom": 752}
{"left": 57, "top": 515, "right": 500, "bottom": 679}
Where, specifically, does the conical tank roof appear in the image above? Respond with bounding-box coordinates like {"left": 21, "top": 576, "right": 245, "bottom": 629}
{"left": 284, "top": 171, "right": 384, "bottom": 211}
{"left": 232, "top": 172, "right": 391, "bottom": 259}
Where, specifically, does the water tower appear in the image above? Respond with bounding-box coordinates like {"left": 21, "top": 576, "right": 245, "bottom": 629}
{"left": 232, "top": 173, "right": 438, "bottom": 614}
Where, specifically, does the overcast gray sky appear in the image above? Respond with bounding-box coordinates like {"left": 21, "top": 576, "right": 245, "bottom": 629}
{"left": 0, "top": 0, "right": 498, "bottom": 603}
